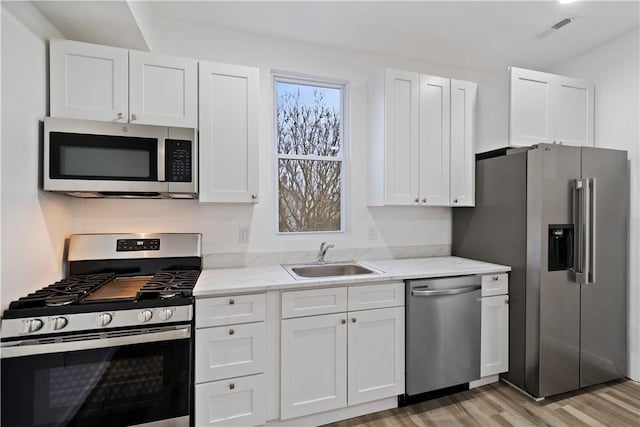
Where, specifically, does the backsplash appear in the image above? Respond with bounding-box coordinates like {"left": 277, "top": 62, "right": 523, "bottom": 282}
{"left": 202, "top": 244, "right": 451, "bottom": 269}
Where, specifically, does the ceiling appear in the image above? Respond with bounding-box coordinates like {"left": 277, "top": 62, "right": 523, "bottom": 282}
{"left": 32, "top": 1, "right": 640, "bottom": 73}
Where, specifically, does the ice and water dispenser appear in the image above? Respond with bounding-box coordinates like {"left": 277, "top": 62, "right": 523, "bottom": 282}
{"left": 548, "top": 224, "right": 574, "bottom": 271}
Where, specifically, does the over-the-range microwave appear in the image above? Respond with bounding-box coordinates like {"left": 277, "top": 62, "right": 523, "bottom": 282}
{"left": 44, "top": 117, "right": 197, "bottom": 198}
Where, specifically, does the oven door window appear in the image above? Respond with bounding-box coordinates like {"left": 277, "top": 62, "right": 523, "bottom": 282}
{"left": 49, "top": 132, "right": 157, "bottom": 181}
{"left": 1, "top": 338, "right": 190, "bottom": 427}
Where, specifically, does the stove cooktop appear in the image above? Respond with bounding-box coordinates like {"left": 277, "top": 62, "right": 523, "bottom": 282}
{"left": 4, "top": 270, "right": 201, "bottom": 319}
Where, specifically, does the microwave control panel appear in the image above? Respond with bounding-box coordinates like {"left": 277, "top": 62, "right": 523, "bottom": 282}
{"left": 166, "top": 139, "right": 192, "bottom": 182}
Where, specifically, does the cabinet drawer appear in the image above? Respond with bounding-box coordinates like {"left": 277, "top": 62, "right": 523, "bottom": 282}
{"left": 281, "top": 287, "right": 347, "bottom": 319}
{"left": 195, "top": 322, "right": 266, "bottom": 383}
{"left": 196, "top": 293, "right": 266, "bottom": 328}
{"left": 195, "top": 374, "right": 266, "bottom": 426}
{"left": 348, "top": 282, "right": 405, "bottom": 311}
{"left": 481, "top": 273, "right": 508, "bottom": 297}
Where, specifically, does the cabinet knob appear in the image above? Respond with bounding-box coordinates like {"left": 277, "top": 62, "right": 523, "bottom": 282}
{"left": 414, "top": 198, "right": 419, "bottom": 203}
{"left": 251, "top": 194, "right": 257, "bottom": 200}
{"left": 351, "top": 318, "right": 357, "bottom": 323}
{"left": 229, "top": 383, "right": 235, "bottom": 390}
{"left": 422, "top": 198, "right": 427, "bottom": 203}
{"left": 505, "top": 298, "right": 510, "bottom": 305}
{"left": 492, "top": 276, "right": 500, "bottom": 281}
{"left": 229, "top": 299, "right": 235, "bottom": 305}
{"left": 229, "top": 329, "right": 235, "bottom": 335}
{"left": 341, "top": 319, "right": 346, "bottom": 324}
{"left": 131, "top": 113, "right": 137, "bottom": 121}
{"left": 117, "top": 112, "right": 124, "bottom": 119}
{"left": 454, "top": 199, "right": 459, "bottom": 204}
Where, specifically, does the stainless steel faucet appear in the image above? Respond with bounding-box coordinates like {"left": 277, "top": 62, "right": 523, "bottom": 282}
{"left": 317, "top": 242, "right": 334, "bottom": 263}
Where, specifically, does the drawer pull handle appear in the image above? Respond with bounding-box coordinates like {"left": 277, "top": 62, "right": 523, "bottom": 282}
{"left": 229, "top": 383, "right": 235, "bottom": 390}
{"left": 351, "top": 318, "right": 357, "bottom": 323}
{"left": 229, "top": 329, "right": 235, "bottom": 335}
{"left": 229, "top": 299, "right": 235, "bottom": 305}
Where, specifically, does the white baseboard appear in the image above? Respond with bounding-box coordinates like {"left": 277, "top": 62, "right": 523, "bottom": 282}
{"left": 266, "top": 397, "right": 397, "bottom": 427}
{"left": 469, "top": 375, "right": 499, "bottom": 389}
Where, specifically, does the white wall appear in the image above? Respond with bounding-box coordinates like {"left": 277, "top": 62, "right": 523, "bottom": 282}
{"left": 549, "top": 28, "right": 640, "bottom": 380}
{"left": 67, "top": 18, "right": 489, "bottom": 258}
{"left": 1, "top": 3, "right": 71, "bottom": 311}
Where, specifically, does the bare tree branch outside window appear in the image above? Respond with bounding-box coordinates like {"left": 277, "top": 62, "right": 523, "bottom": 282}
{"left": 276, "top": 80, "right": 343, "bottom": 233}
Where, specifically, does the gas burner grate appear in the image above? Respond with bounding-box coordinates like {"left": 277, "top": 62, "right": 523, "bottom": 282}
{"left": 136, "top": 270, "right": 200, "bottom": 300}
{"left": 9, "top": 273, "right": 116, "bottom": 309}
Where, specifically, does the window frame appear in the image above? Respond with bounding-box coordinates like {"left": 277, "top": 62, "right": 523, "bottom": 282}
{"left": 272, "top": 72, "right": 349, "bottom": 236}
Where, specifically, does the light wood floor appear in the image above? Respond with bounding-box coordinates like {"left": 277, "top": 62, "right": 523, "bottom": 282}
{"left": 324, "top": 380, "right": 640, "bottom": 427}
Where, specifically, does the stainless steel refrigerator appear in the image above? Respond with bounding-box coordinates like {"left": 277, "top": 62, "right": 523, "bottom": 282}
{"left": 453, "top": 143, "right": 628, "bottom": 398}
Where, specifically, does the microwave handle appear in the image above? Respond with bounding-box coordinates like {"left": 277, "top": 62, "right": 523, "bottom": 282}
{"left": 158, "top": 138, "right": 166, "bottom": 182}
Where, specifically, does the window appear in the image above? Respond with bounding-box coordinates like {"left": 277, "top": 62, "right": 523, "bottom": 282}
{"left": 275, "top": 76, "right": 346, "bottom": 233}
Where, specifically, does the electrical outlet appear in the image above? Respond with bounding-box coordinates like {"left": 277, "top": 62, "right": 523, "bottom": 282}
{"left": 239, "top": 226, "right": 250, "bottom": 244}
{"left": 367, "top": 226, "right": 377, "bottom": 240}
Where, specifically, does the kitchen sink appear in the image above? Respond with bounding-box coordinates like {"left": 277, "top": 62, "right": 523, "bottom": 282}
{"left": 283, "top": 262, "right": 382, "bottom": 280}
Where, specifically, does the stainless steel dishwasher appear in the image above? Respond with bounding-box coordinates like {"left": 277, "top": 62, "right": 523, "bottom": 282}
{"left": 405, "top": 275, "right": 482, "bottom": 396}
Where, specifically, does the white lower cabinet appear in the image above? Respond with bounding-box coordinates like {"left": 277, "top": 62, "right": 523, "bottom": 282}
{"left": 195, "top": 294, "right": 267, "bottom": 427}
{"left": 347, "top": 307, "right": 405, "bottom": 405}
{"left": 480, "top": 294, "right": 509, "bottom": 377}
{"left": 195, "top": 322, "right": 266, "bottom": 383}
{"left": 280, "top": 313, "right": 348, "bottom": 419}
{"left": 280, "top": 285, "right": 405, "bottom": 420}
{"left": 195, "top": 374, "right": 266, "bottom": 426}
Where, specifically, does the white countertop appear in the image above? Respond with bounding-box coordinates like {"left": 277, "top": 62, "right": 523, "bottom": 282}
{"left": 193, "top": 256, "right": 510, "bottom": 297}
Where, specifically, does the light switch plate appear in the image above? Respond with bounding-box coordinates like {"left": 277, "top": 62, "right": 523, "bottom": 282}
{"left": 239, "top": 226, "right": 250, "bottom": 243}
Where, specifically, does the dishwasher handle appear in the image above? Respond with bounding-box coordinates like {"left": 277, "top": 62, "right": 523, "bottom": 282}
{"left": 411, "top": 285, "right": 481, "bottom": 297}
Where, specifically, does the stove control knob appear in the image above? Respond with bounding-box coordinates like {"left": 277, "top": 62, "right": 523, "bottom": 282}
{"left": 52, "top": 317, "right": 68, "bottom": 330}
{"left": 23, "top": 319, "right": 44, "bottom": 333}
{"left": 158, "top": 308, "right": 174, "bottom": 321}
{"left": 138, "top": 310, "right": 153, "bottom": 323}
{"left": 96, "top": 313, "right": 113, "bottom": 327}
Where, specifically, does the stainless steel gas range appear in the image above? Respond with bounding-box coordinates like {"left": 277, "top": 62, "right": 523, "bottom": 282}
{"left": 1, "top": 233, "right": 201, "bottom": 427}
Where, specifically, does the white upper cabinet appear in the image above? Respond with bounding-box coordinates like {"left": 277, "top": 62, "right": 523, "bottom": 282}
{"left": 450, "top": 79, "right": 477, "bottom": 206}
{"left": 477, "top": 66, "right": 594, "bottom": 152}
{"left": 50, "top": 39, "right": 198, "bottom": 128}
{"left": 552, "top": 75, "right": 594, "bottom": 147}
{"left": 510, "top": 67, "right": 554, "bottom": 147}
{"left": 199, "top": 61, "right": 259, "bottom": 203}
{"left": 129, "top": 51, "right": 198, "bottom": 127}
{"left": 50, "top": 39, "right": 128, "bottom": 122}
{"left": 369, "top": 68, "right": 476, "bottom": 207}
{"left": 372, "top": 70, "right": 420, "bottom": 205}
{"left": 420, "top": 75, "right": 450, "bottom": 206}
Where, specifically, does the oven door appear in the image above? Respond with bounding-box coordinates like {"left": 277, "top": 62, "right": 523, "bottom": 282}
{"left": 1, "top": 326, "right": 191, "bottom": 427}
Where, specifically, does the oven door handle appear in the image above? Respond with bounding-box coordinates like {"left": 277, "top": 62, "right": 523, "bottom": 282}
{"left": 0, "top": 326, "right": 191, "bottom": 359}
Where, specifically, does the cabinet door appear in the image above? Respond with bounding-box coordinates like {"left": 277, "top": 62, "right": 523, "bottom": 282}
{"left": 199, "top": 61, "right": 259, "bottom": 203}
{"left": 509, "top": 67, "right": 554, "bottom": 147}
{"left": 195, "top": 322, "right": 266, "bottom": 383}
{"left": 480, "top": 295, "right": 509, "bottom": 377}
{"left": 195, "top": 374, "right": 266, "bottom": 426}
{"left": 50, "top": 39, "right": 128, "bottom": 122}
{"left": 450, "top": 79, "right": 477, "bottom": 207}
{"left": 419, "top": 75, "right": 450, "bottom": 206}
{"left": 129, "top": 51, "right": 197, "bottom": 127}
{"left": 348, "top": 307, "right": 404, "bottom": 405}
{"left": 281, "top": 313, "right": 347, "bottom": 419}
{"left": 384, "top": 69, "right": 420, "bottom": 205}
{"left": 552, "top": 76, "right": 594, "bottom": 147}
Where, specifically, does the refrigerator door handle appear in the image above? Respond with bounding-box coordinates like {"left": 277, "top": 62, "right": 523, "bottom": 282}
{"left": 587, "top": 178, "right": 597, "bottom": 284}
{"left": 572, "top": 179, "right": 587, "bottom": 284}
